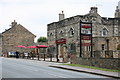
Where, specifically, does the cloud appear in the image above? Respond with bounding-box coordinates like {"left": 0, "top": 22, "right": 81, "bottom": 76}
{"left": 0, "top": 0, "right": 119, "bottom": 42}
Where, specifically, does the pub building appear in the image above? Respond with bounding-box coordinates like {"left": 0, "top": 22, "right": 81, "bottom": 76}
{"left": 47, "top": 7, "right": 120, "bottom": 62}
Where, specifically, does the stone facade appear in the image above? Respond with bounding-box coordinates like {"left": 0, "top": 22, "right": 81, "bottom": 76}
{"left": 2, "top": 20, "right": 36, "bottom": 54}
{"left": 0, "top": 34, "right": 2, "bottom": 56}
{"left": 47, "top": 6, "right": 120, "bottom": 60}
{"left": 93, "top": 37, "right": 120, "bottom": 51}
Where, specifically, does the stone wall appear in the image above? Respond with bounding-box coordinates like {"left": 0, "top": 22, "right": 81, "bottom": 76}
{"left": 2, "top": 21, "right": 36, "bottom": 54}
{"left": 72, "top": 57, "right": 120, "bottom": 70}
{"left": 93, "top": 37, "right": 120, "bottom": 51}
{"left": 0, "top": 34, "right": 2, "bottom": 56}
{"left": 93, "top": 50, "right": 120, "bottom": 58}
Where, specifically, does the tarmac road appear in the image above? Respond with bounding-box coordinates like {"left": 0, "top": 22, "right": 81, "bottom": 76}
{"left": 1, "top": 57, "right": 110, "bottom": 79}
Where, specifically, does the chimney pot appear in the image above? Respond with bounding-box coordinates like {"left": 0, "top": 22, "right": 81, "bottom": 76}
{"left": 11, "top": 20, "right": 17, "bottom": 27}
{"left": 59, "top": 11, "right": 65, "bottom": 21}
{"left": 90, "top": 7, "right": 98, "bottom": 13}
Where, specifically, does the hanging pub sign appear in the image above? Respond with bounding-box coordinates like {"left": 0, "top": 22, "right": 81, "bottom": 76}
{"left": 80, "top": 21, "right": 93, "bottom": 57}
{"left": 81, "top": 35, "right": 91, "bottom": 40}
{"left": 82, "top": 43, "right": 91, "bottom": 46}
{"left": 56, "top": 38, "right": 66, "bottom": 44}
{"left": 81, "top": 24, "right": 92, "bottom": 35}
{"left": 81, "top": 25, "right": 91, "bottom": 28}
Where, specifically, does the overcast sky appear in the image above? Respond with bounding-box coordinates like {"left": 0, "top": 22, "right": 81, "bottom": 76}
{"left": 0, "top": 0, "right": 119, "bottom": 42}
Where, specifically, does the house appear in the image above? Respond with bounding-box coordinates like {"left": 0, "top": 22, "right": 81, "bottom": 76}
{"left": 2, "top": 20, "right": 36, "bottom": 55}
{"left": 47, "top": 6, "right": 120, "bottom": 62}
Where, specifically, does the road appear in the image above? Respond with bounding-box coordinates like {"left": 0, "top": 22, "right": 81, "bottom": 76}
{"left": 1, "top": 57, "right": 110, "bottom": 78}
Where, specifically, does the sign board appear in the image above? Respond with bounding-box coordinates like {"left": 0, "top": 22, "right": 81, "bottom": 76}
{"left": 56, "top": 38, "right": 66, "bottom": 44}
{"left": 82, "top": 43, "right": 91, "bottom": 46}
{"left": 81, "top": 35, "right": 91, "bottom": 40}
{"left": 81, "top": 24, "right": 92, "bottom": 35}
{"left": 80, "top": 21, "right": 92, "bottom": 57}
{"left": 82, "top": 25, "right": 91, "bottom": 28}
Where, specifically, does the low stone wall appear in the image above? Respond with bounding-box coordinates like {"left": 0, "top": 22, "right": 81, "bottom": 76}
{"left": 93, "top": 50, "right": 120, "bottom": 58}
{"left": 72, "top": 58, "right": 120, "bottom": 70}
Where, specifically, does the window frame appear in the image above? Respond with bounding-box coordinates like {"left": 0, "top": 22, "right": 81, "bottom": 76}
{"left": 102, "top": 28, "right": 108, "bottom": 36}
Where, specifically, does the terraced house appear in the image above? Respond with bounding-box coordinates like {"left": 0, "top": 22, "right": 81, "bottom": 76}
{"left": 1, "top": 20, "right": 36, "bottom": 56}
{"left": 47, "top": 5, "right": 120, "bottom": 63}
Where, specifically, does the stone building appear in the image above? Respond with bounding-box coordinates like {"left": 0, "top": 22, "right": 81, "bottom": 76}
{"left": 47, "top": 6, "right": 120, "bottom": 61}
{"left": 2, "top": 20, "right": 36, "bottom": 55}
{"left": 0, "top": 33, "right": 2, "bottom": 56}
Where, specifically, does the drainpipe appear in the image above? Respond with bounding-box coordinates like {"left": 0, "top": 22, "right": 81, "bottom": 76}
{"left": 55, "top": 27, "right": 59, "bottom": 62}
{"left": 106, "top": 39, "right": 109, "bottom": 57}
{"left": 106, "top": 39, "right": 109, "bottom": 51}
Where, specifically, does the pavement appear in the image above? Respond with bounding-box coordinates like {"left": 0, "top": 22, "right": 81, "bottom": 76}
{"left": 49, "top": 64, "right": 120, "bottom": 79}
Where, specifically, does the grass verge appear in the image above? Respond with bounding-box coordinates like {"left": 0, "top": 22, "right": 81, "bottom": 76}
{"left": 61, "top": 64, "right": 120, "bottom": 72}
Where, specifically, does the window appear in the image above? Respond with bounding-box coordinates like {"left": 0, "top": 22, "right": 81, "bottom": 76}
{"left": 49, "top": 32, "right": 53, "bottom": 36}
{"left": 87, "top": 46, "right": 91, "bottom": 51}
{"left": 117, "top": 44, "right": 120, "bottom": 50}
{"left": 102, "top": 28, "right": 108, "bottom": 36}
{"left": 81, "top": 28, "right": 91, "bottom": 34}
{"left": 69, "top": 28, "right": 74, "bottom": 37}
{"left": 84, "top": 46, "right": 91, "bottom": 51}
{"left": 69, "top": 43, "right": 76, "bottom": 52}
{"left": 101, "top": 44, "right": 105, "bottom": 50}
{"left": 59, "top": 30, "right": 64, "bottom": 37}
{"left": 49, "top": 32, "right": 54, "bottom": 41}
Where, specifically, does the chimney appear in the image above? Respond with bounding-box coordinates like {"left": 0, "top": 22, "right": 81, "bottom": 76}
{"left": 118, "top": 1, "right": 120, "bottom": 10}
{"left": 114, "top": 1, "right": 120, "bottom": 18}
{"left": 89, "top": 7, "right": 98, "bottom": 13}
{"left": 11, "top": 20, "right": 17, "bottom": 27}
{"left": 59, "top": 11, "right": 64, "bottom": 21}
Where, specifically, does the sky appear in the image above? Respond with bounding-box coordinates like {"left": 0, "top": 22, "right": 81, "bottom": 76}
{"left": 0, "top": 0, "right": 120, "bottom": 42}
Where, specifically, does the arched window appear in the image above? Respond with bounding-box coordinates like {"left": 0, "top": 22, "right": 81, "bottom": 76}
{"left": 69, "top": 28, "right": 74, "bottom": 37}
{"left": 117, "top": 44, "right": 120, "bottom": 50}
{"left": 102, "top": 28, "right": 108, "bottom": 36}
{"left": 50, "top": 32, "right": 53, "bottom": 36}
{"left": 59, "top": 30, "right": 64, "bottom": 37}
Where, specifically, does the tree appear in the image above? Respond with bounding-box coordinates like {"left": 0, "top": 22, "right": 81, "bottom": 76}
{"left": 37, "top": 37, "right": 48, "bottom": 43}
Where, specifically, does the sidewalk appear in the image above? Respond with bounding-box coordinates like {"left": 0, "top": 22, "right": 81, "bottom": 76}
{"left": 49, "top": 64, "right": 120, "bottom": 79}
